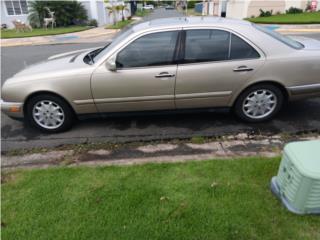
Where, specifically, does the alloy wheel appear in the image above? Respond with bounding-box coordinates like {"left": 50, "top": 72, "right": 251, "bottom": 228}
{"left": 32, "top": 100, "right": 65, "bottom": 130}
{"left": 242, "top": 89, "right": 277, "bottom": 120}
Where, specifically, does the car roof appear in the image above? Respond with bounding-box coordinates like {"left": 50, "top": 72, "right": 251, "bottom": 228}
{"left": 132, "top": 17, "right": 252, "bottom": 32}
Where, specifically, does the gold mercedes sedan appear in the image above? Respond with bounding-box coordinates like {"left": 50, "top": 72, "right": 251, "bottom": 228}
{"left": 2, "top": 17, "right": 320, "bottom": 132}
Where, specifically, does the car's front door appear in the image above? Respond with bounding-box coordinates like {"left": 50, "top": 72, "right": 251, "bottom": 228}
{"left": 91, "top": 30, "right": 180, "bottom": 113}
{"left": 175, "top": 29, "right": 265, "bottom": 109}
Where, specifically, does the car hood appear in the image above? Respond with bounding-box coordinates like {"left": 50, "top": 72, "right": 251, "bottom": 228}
{"left": 12, "top": 47, "right": 100, "bottom": 78}
{"left": 290, "top": 36, "right": 320, "bottom": 50}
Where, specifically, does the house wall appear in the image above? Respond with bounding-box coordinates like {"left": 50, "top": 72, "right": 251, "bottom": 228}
{"left": 1, "top": 1, "right": 28, "bottom": 28}
{"left": 79, "top": 0, "right": 108, "bottom": 26}
{"left": 285, "top": 0, "right": 307, "bottom": 9}
{"left": 96, "top": 1, "right": 109, "bottom": 25}
{"left": 226, "top": 0, "right": 250, "bottom": 19}
{"left": 225, "top": 0, "right": 317, "bottom": 19}
{"left": 247, "top": 0, "right": 286, "bottom": 18}
{"left": 80, "top": 1, "right": 92, "bottom": 19}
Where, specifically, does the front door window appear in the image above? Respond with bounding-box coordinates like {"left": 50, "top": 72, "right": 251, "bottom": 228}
{"left": 116, "top": 31, "right": 179, "bottom": 68}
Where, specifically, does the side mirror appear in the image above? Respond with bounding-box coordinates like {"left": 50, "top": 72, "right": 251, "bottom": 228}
{"left": 105, "top": 55, "right": 117, "bottom": 72}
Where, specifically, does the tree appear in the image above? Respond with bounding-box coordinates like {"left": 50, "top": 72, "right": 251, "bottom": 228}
{"left": 106, "top": 5, "right": 117, "bottom": 25}
{"left": 116, "top": 4, "right": 129, "bottom": 21}
{"left": 28, "top": 1, "right": 88, "bottom": 28}
{"left": 48, "top": 1, "right": 88, "bottom": 26}
{"left": 28, "top": 1, "right": 48, "bottom": 27}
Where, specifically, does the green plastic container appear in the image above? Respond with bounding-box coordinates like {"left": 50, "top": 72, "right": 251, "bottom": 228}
{"left": 271, "top": 140, "right": 320, "bottom": 214}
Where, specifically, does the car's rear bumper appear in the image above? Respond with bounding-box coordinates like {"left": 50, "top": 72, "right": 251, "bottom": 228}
{"left": 287, "top": 83, "right": 320, "bottom": 100}
{"left": 1, "top": 99, "right": 24, "bottom": 118}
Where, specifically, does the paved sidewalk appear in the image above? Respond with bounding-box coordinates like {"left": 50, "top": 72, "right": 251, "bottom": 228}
{"left": 2, "top": 134, "right": 319, "bottom": 169}
{"left": 1, "top": 26, "right": 119, "bottom": 47}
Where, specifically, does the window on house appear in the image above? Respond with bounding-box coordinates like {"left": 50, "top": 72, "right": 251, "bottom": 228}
{"left": 5, "top": 0, "right": 28, "bottom": 15}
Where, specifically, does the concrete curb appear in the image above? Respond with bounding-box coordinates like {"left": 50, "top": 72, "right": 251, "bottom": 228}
{"left": 2, "top": 135, "right": 319, "bottom": 170}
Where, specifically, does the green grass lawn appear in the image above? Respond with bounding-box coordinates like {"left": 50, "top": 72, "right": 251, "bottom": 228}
{"left": 1, "top": 26, "right": 91, "bottom": 39}
{"left": 247, "top": 12, "right": 320, "bottom": 24}
{"left": 2, "top": 157, "right": 320, "bottom": 240}
{"left": 106, "top": 20, "right": 134, "bottom": 29}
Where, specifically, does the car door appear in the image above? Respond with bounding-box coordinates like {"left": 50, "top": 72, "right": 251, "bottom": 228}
{"left": 91, "top": 30, "right": 180, "bottom": 113}
{"left": 175, "top": 28, "right": 265, "bottom": 109}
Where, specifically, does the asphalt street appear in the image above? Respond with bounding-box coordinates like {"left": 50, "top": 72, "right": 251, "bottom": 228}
{"left": 1, "top": 9, "right": 320, "bottom": 151}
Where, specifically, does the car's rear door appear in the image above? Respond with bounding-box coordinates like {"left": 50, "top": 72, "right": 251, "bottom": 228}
{"left": 175, "top": 28, "right": 265, "bottom": 109}
{"left": 91, "top": 29, "right": 181, "bottom": 113}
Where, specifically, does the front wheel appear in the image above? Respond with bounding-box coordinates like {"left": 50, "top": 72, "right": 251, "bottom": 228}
{"left": 234, "top": 84, "right": 284, "bottom": 122}
{"left": 25, "top": 94, "right": 75, "bottom": 133}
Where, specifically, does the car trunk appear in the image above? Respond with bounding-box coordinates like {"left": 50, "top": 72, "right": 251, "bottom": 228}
{"left": 290, "top": 36, "right": 320, "bottom": 50}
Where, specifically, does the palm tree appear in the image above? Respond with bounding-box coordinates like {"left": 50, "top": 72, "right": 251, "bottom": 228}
{"left": 106, "top": 5, "right": 117, "bottom": 25}
{"left": 27, "top": 1, "right": 48, "bottom": 28}
{"left": 116, "top": 4, "right": 129, "bottom": 21}
{"left": 105, "top": 0, "right": 119, "bottom": 25}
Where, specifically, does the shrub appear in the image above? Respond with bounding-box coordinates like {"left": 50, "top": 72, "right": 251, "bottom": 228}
{"left": 187, "top": 0, "right": 202, "bottom": 9}
{"left": 28, "top": 1, "right": 88, "bottom": 28}
{"left": 88, "top": 19, "right": 98, "bottom": 27}
{"left": 305, "top": 2, "right": 312, "bottom": 11}
{"left": 259, "top": 9, "right": 273, "bottom": 17}
{"left": 286, "top": 7, "right": 303, "bottom": 14}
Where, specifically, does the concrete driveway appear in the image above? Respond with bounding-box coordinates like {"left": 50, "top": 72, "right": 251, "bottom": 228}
{"left": 1, "top": 8, "right": 320, "bottom": 151}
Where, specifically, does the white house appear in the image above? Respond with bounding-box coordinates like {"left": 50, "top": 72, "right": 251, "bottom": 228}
{"left": 1, "top": 0, "right": 131, "bottom": 29}
{"left": 200, "top": 0, "right": 320, "bottom": 19}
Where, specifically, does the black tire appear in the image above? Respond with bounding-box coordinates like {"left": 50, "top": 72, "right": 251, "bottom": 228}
{"left": 233, "top": 84, "right": 284, "bottom": 123}
{"left": 25, "top": 94, "right": 75, "bottom": 133}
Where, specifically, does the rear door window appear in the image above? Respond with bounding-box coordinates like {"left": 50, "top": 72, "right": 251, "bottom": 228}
{"left": 183, "top": 29, "right": 260, "bottom": 63}
{"left": 230, "top": 33, "right": 260, "bottom": 60}
{"left": 184, "top": 29, "right": 230, "bottom": 63}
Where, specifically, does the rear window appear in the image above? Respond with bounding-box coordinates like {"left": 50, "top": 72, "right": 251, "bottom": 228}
{"left": 253, "top": 24, "right": 304, "bottom": 50}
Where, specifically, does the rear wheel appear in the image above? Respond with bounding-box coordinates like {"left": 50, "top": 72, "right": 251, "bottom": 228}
{"left": 234, "top": 84, "right": 284, "bottom": 122}
{"left": 25, "top": 94, "right": 75, "bottom": 133}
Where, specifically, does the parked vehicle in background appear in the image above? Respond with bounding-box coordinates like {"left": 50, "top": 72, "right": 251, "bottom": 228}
{"left": 142, "top": 4, "right": 154, "bottom": 10}
{"left": 165, "top": 5, "right": 175, "bottom": 10}
{"left": 2, "top": 17, "right": 320, "bottom": 133}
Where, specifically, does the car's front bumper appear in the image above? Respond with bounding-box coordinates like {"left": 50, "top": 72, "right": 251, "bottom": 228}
{"left": 1, "top": 99, "right": 24, "bottom": 118}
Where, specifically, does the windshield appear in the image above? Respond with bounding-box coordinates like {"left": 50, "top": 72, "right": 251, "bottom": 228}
{"left": 253, "top": 24, "right": 304, "bottom": 49}
{"left": 93, "top": 27, "right": 134, "bottom": 63}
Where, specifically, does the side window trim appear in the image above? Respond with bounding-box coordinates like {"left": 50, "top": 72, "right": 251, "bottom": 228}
{"left": 115, "top": 30, "right": 183, "bottom": 70}
{"left": 179, "top": 27, "right": 264, "bottom": 65}
{"left": 176, "top": 30, "right": 186, "bottom": 64}
{"left": 228, "top": 32, "right": 232, "bottom": 59}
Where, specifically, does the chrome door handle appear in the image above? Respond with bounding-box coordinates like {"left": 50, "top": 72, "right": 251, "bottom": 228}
{"left": 233, "top": 66, "right": 254, "bottom": 72}
{"left": 155, "top": 72, "right": 175, "bottom": 78}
